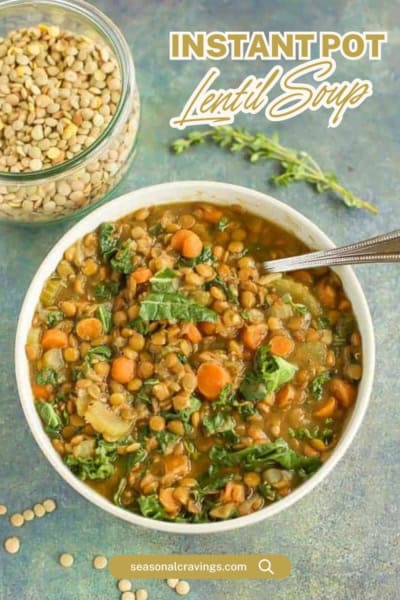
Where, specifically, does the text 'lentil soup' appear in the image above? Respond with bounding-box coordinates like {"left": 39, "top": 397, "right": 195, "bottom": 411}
{"left": 26, "top": 203, "right": 362, "bottom": 523}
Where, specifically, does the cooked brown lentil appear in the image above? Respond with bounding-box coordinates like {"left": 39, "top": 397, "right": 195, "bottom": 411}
{"left": 27, "top": 202, "right": 362, "bottom": 523}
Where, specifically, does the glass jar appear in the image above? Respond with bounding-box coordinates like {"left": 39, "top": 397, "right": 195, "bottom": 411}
{"left": 0, "top": 0, "right": 140, "bottom": 224}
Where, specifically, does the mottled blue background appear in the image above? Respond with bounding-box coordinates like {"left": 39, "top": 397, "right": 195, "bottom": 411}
{"left": 1, "top": 1, "right": 399, "bottom": 599}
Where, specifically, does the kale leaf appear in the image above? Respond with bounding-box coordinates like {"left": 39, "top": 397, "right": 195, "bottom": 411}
{"left": 36, "top": 368, "right": 58, "bottom": 386}
{"left": 93, "top": 281, "right": 120, "bottom": 301}
{"left": 139, "top": 292, "right": 218, "bottom": 323}
{"left": 150, "top": 268, "right": 179, "bottom": 293}
{"left": 209, "top": 438, "right": 321, "bottom": 475}
{"left": 309, "top": 372, "right": 331, "bottom": 401}
{"left": 46, "top": 311, "right": 64, "bottom": 327}
{"left": 96, "top": 304, "right": 112, "bottom": 334}
{"left": 99, "top": 223, "right": 119, "bottom": 260}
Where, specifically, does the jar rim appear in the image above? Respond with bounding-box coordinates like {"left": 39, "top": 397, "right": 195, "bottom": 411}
{"left": 0, "top": 0, "right": 136, "bottom": 183}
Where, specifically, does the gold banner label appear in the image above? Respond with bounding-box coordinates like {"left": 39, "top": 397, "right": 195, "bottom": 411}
{"left": 109, "top": 554, "right": 291, "bottom": 579}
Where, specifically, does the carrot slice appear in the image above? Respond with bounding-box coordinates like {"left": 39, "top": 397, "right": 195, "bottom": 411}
{"left": 269, "top": 335, "right": 295, "bottom": 357}
{"left": 220, "top": 481, "right": 245, "bottom": 503}
{"left": 32, "top": 384, "right": 51, "bottom": 400}
{"left": 242, "top": 324, "right": 268, "bottom": 350}
{"left": 171, "top": 229, "right": 203, "bottom": 258}
{"left": 201, "top": 206, "right": 223, "bottom": 224}
{"left": 200, "top": 322, "right": 217, "bottom": 335}
{"left": 330, "top": 378, "right": 356, "bottom": 407}
{"left": 41, "top": 328, "right": 68, "bottom": 350}
{"left": 183, "top": 323, "right": 202, "bottom": 344}
{"left": 171, "top": 229, "right": 192, "bottom": 251}
{"left": 111, "top": 356, "right": 135, "bottom": 384}
{"left": 159, "top": 487, "right": 181, "bottom": 514}
{"left": 276, "top": 383, "right": 296, "bottom": 407}
{"left": 313, "top": 396, "right": 336, "bottom": 418}
{"left": 164, "top": 454, "right": 189, "bottom": 476}
{"left": 76, "top": 317, "right": 103, "bottom": 341}
{"left": 182, "top": 232, "right": 203, "bottom": 258}
{"left": 197, "top": 362, "right": 231, "bottom": 400}
{"left": 131, "top": 268, "right": 153, "bottom": 284}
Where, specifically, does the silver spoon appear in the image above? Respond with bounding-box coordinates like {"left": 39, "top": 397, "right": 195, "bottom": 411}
{"left": 262, "top": 229, "right": 400, "bottom": 273}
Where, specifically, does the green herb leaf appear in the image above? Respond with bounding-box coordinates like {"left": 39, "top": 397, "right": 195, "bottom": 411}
{"left": 239, "top": 371, "right": 269, "bottom": 402}
{"left": 136, "top": 379, "right": 155, "bottom": 405}
{"left": 85, "top": 345, "right": 113, "bottom": 365}
{"left": 129, "top": 317, "right": 150, "bottom": 335}
{"left": 176, "top": 352, "right": 188, "bottom": 364}
{"left": 214, "top": 384, "right": 235, "bottom": 408}
{"left": 126, "top": 447, "right": 147, "bottom": 471}
{"left": 282, "top": 293, "right": 309, "bottom": 316}
{"left": 36, "top": 401, "right": 63, "bottom": 437}
{"left": 239, "top": 345, "right": 297, "bottom": 401}
{"left": 113, "top": 477, "right": 127, "bottom": 507}
{"left": 96, "top": 304, "right": 112, "bottom": 334}
{"left": 309, "top": 371, "right": 331, "bottom": 401}
{"left": 317, "top": 316, "right": 330, "bottom": 330}
{"left": 150, "top": 268, "right": 179, "bottom": 293}
{"left": 46, "top": 311, "right": 64, "bottom": 327}
{"left": 139, "top": 292, "right": 218, "bottom": 323}
{"left": 202, "top": 413, "right": 239, "bottom": 443}
{"left": 235, "top": 401, "right": 259, "bottom": 419}
{"left": 93, "top": 281, "right": 120, "bottom": 301}
{"left": 64, "top": 437, "right": 131, "bottom": 481}
{"left": 155, "top": 430, "right": 180, "bottom": 453}
{"left": 258, "top": 482, "right": 278, "bottom": 502}
{"left": 36, "top": 368, "right": 58, "bottom": 386}
{"left": 163, "top": 395, "right": 201, "bottom": 427}
{"left": 110, "top": 243, "right": 134, "bottom": 274}
{"left": 289, "top": 426, "right": 333, "bottom": 444}
{"left": 333, "top": 315, "right": 356, "bottom": 345}
{"left": 137, "top": 494, "right": 170, "bottom": 520}
{"left": 171, "top": 127, "right": 377, "bottom": 214}
{"left": 197, "top": 473, "right": 234, "bottom": 497}
{"left": 99, "top": 223, "right": 119, "bottom": 260}
{"left": 178, "top": 395, "right": 202, "bottom": 423}
{"left": 149, "top": 223, "right": 163, "bottom": 237}
{"left": 217, "top": 217, "right": 229, "bottom": 231}
{"left": 205, "top": 275, "right": 238, "bottom": 304}
{"left": 178, "top": 245, "right": 214, "bottom": 267}
{"left": 210, "top": 438, "right": 321, "bottom": 474}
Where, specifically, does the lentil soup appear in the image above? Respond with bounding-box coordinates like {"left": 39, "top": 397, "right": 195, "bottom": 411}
{"left": 26, "top": 202, "right": 362, "bottom": 523}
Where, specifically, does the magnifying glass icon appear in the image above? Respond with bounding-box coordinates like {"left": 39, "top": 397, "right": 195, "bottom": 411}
{"left": 258, "top": 558, "right": 275, "bottom": 575}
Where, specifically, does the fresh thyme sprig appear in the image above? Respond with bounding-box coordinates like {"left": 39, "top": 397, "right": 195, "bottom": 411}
{"left": 171, "top": 127, "right": 377, "bottom": 214}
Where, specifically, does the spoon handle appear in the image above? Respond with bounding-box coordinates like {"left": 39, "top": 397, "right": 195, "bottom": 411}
{"left": 263, "top": 229, "right": 400, "bottom": 273}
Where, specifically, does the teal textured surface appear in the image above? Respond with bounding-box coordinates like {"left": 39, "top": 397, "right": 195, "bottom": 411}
{"left": 1, "top": 1, "right": 399, "bottom": 599}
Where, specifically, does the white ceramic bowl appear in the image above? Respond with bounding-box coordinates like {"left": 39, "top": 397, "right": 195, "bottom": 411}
{"left": 15, "top": 181, "right": 375, "bottom": 534}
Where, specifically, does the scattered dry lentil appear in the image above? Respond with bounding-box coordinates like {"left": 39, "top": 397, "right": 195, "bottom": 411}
{"left": 167, "top": 579, "right": 179, "bottom": 589}
{"left": 135, "top": 590, "right": 148, "bottom": 600}
{"left": 118, "top": 580, "right": 132, "bottom": 592}
{"left": 93, "top": 555, "right": 108, "bottom": 569}
{"left": 0, "top": 504, "right": 7, "bottom": 516}
{"left": 121, "top": 592, "right": 136, "bottom": 600}
{"left": 22, "top": 509, "right": 35, "bottom": 521}
{"left": 175, "top": 581, "right": 191, "bottom": 596}
{"left": 59, "top": 553, "right": 74, "bottom": 568}
{"left": 43, "top": 498, "right": 57, "bottom": 513}
{"left": 10, "top": 513, "right": 24, "bottom": 527}
{"left": 4, "top": 536, "right": 20, "bottom": 554}
{"left": 33, "top": 503, "right": 46, "bottom": 518}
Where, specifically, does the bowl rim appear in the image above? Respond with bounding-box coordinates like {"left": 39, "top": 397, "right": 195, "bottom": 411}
{"left": 15, "top": 180, "right": 375, "bottom": 534}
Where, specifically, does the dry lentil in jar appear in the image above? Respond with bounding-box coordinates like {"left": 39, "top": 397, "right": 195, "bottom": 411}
{"left": 0, "top": 23, "right": 139, "bottom": 222}
{"left": 26, "top": 202, "right": 362, "bottom": 523}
